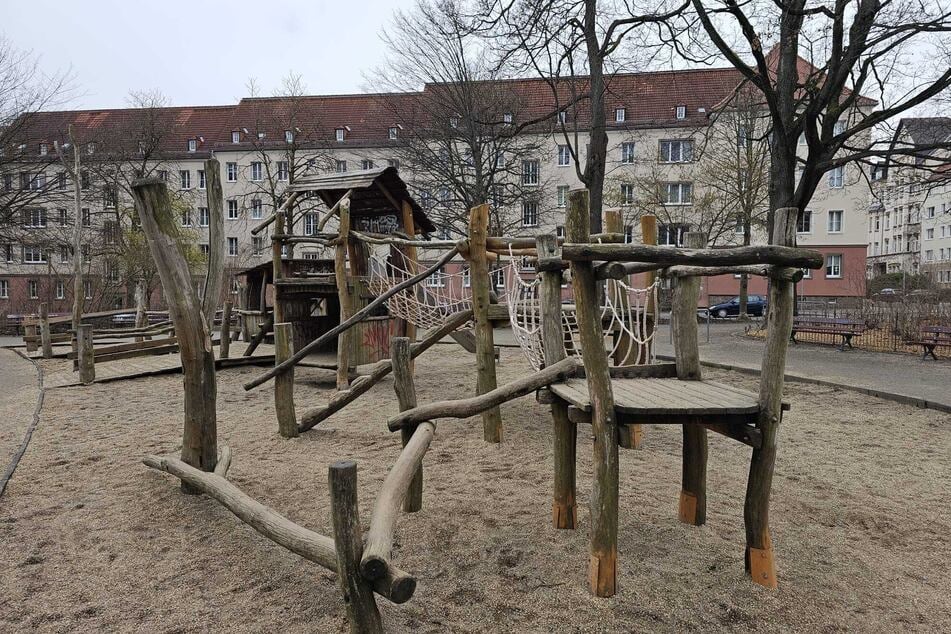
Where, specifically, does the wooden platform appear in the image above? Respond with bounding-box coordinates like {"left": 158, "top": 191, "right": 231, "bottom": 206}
{"left": 550, "top": 377, "right": 788, "bottom": 427}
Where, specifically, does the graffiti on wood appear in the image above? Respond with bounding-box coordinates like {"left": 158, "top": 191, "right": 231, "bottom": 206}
{"left": 353, "top": 214, "right": 400, "bottom": 235}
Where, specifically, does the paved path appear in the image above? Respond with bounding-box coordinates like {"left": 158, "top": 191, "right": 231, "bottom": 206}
{"left": 653, "top": 321, "right": 951, "bottom": 412}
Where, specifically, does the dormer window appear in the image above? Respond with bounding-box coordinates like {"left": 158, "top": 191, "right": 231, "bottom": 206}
{"left": 388, "top": 127, "right": 398, "bottom": 140}
{"left": 558, "top": 111, "right": 567, "bottom": 124}
{"left": 17, "top": 143, "right": 26, "bottom": 154}
{"left": 39, "top": 143, "right": 48, "bottom": 156}
{"left": 615, "top": 108, "right": 626, "bottom": 123}
{"left": 675, "top": 105, "right": 686, "bottom": 120}
{"left": 187, "top": 139, "right": 197, "bottom": 152}
{"left": 231, "top": 131, "right": 240, "bottom": 143}
{"left": 450, "top": 116, "right": 459, "bottom": 128}
{"left": 86, "top": 142, "right": 96, "bottom": 155}
{"left": 335, "top": 128, "right": 345, "bottom": 142}
{"left": 284, "top": 130, "right": 294, "bottom": 143}
{"left": 503, "top": 113, "right": 513, "bottom": 125}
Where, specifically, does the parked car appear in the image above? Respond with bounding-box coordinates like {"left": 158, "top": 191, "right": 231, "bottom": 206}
{"left": 708, "top": 295, "right": 767, "bottom": 318}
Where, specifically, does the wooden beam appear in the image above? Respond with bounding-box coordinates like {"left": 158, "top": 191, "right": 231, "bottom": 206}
{"left": 391, "top": 337, "right": 424, "bottom": 512}
{"left": 566, "top": 243, "right": 823, "bottom": 269}
{"left": 201, "top": 158, "right": 226, "bottom": 325}
{"left": 468, "top": 204, "right": 502, "bottom": 443}
{"left": 77, "top": 324, "right": 94, "bottom": 384}
{"left": 274, "top": 322, "right": 298, "bottom": 438}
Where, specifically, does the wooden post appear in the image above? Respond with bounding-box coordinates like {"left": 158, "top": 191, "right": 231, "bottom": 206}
{"left": 202, "top": 158, "right": 226, "bottom": 326}
{"left": 271, "top": 206, "right": 286, "bottom": 325}
{"left": 220, "top": 300, "right": 232, "bottom": 360}
{"left": 239, "top": 285, "right": 251, "bottom": 342}
{"left": 641, "top": 213, "right": 658, "bottom": 358}
{"left": 335, "top": 199, "right": 354, "bottom": 390}
{"left": 468, "top": 203, "right": 502, "bottom": 443}
{"left": 399, "top": 200, "right": 418, "bottom": 363}
{"left": 567, "top": 190, "right": 618, "bottom": 597}
{"left": 745, "top": 207, "right": 798, "bottom": 590}
{"left": 328, "top": 460, "right": 384, "bottom": 634}
{"left": 274, "top": 322, "right": 297, "bottom": 438}
{"left": 391, "top": 337, "right": 423, "bottom": 512}
{"left": 671, "top": 231, "right": 707, "bottom": 527}
{"left": 24, "top": 322, "right": 38, "bottom": 353}
{"left": 537, "top": 234, "right": 576, "bottom": 529}
{"left": 77, "top": 324, "right": 95, "bottom": 384}
{"left": 131, "top": 177, "right": 217, "bottom": 490}
{"left": 134, "top": 279, "right": 147, "bottom": 342}
{"left": 39, "top": 303, "right": 53, "bottom": 359}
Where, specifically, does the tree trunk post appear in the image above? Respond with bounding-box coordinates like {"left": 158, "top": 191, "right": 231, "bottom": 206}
{"left": 134, "top": 279, "right": 147, "bottom": 342}
{"left": 39, "top": 303, "right": 53, "bottom": 359}
{"left": 220, "top": 300, "right": 232, "bottom": 360}
{"left": 68, "top": 129, "right": 85, "bottom": 337}
{"left": 567, "top": 190, "right": 618, "bottom": 598}
{"left": 272, "top": 210, "right": 286, "bottom": 325}
{"left": 399, "top": 200, "right": 418, "bottom": 369}
{"left": 536, "top": 234, "right": 576, "bottom": 529}
{"left": 202, "top": 158, "right": 226, "bottom": 326}
{"left": 672, "top": 231, "right": 708, "bottom": 527}
{"left": 131, "top": 177, "right": 217, "bottom": 492}
{"left": 745, "top": 207, "right": 798, "bottom": 590}
{"left": 468, "top": 203, "right": 502, "bottom": 443}
{"left": 24, "top": 322, "right": 38, "bottom": 353}
{"left": 274, "top": 322, "right": 297, "bottom": 438}
{"left": 391, "top": 337, "right": 423, "bottom": 512}
{"left": 335, "top": 198, "right": 354, "bottom": 390}
{"left": 77, "top": 324, "right": 95, "bottom": 385}
{"left": 328, "top": 460, "right": 384, "bottom": 634}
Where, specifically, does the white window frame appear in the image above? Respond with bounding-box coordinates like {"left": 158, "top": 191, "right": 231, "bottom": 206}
{"left": 285, "top": 130, "right": 294, "bottom": 143}
{"left": 0, "top": 279, "right": 8, "bottom": 299}
{"left": 227, "top": 237, "right": 238, "bottom": 257}
{"left": 231, "top": 131, "right": 240, "bottom": 144}
{"left": 557, "top": 185, "right": 568, "bottom": 208}
{"left": 198, "top": 170, "right": 206, "bottom": 190}
{"left": 620, "top": 184, "right": 635, "bottom": 205}
{"left": 615, "top": 107, "right": 626, "bottom": 122}
{"left": 828, "top": 166, "right": 844, "bottom": 188}
{"left": 28, "top": 280, "right": 38, "bottom": 299}
{"left": 250, "top": 162, "right": 263, "bottom": 182}
{"left": 250, "top": 199, "right": 263, "bottom": 220}
{"left": 336, "top": 160, "right": 347, "bottom": 173}
{"left": 388, "top": 127, "right": 398, "bottom": 140}
{"left": 335, "top": 128, "right": 345, "bottom": 142}
{"left": 521, "top": 201, "right": 538, "bottom": 227}
{"left": 227, "top": 162, "right": 238, "bottom": 182}
{"left": 675, "top": 105, "right": 686, "bottom": 120}
{"left": 557, "top": 145, "right": 570, "bottom": 166}
{"left": 662, "top": 182, "right": 693, "bottom": 206}
{"left": 827, "top": 209, "right": 843, "bottom": 233}
{"left": 426, "top": 268, "right": 445, "bottom": 288}
{"left": 362, "top": 159, "right": 374, "bottom": 170}
{"left": 797, "top": 209, "right": 813, "bottom": 234}
{"left": 277, "top": 161, "right": 289, "bottom": 181}
{"left": 227, "top": 200, "right": 239, "bottom": 220}
{"left": 198, "top": 207, "right": 210, "bottom": 227}
{"left": 825, "top": 254, "right": 843, "bottom": 279}
{"left": 521, "top": 159, "right": 539, "bottom": 186}
{"left": 23, "top": 245, "right": 47, "bottom": 264}
{"left": 621, "top": 142, "right": 636, "bottom": 164}
{"left": 659, "top": 139, "right": 694, "bottom": 163}
{"left": 187, "top": 139, "right": 197, "bottom": 152}
{"left": 180, "top": 170, "right": 191, "bottom": 190}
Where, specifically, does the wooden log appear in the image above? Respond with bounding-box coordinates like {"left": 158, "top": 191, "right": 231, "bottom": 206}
{"left": 213, "top": 446, "right": 233, "bottom": 477}
{"left": 666, "top": 264, "right": 804, "bottom": 281}
{"left": 298, "top": 308, "right": 474, "bottom": 431}
{"left": 67, "top": 336, "right": 179, "bottom": 359}
{"left": 399, "top": 200, "right": 419, "bottom": 369}
{"left": 274, "top": 322, "right": 298, "bottom": 438}
{"left": 249, "top": 190, "right": 301, "bottom": 235}
{"left": 566, "top": 243, "right": 824, "bottom": 269}
{"left": 134, "top": 279, "right": 148, "bottom": 342}
{"left": 24, "top": 323, "right": 38, "bottom": 353}
{"left": 391, "top": 337, "right": 424, "bottom": 512}
{"left": 77, "top": 324, "right": 95, "bottom": 385}
{"left": 202, "top": 158, "right": 226, "bottom": 326}
{"left": 328, "top": 461, "right": 384, "bottom": 634}
{"left": 39, "top": 303, "right": 53, "bottom": 359}
{"left": 745, "top": 207, "right": 799, "bottom": 590}
{"left": 361, "top": 421, "right": 435, "bottom": 581}
{"left": 220, "top": 300, "right": 232, "bottom": 360}
{"left": 244, "top": 246, "right": 460, "bottom": 391}
{"left": 132, "top": 177, "right": 217, "bottom": 490}
{"left": 567, "top": 189, "right": 618, "bottom": 598}
{"left": 387, "top": 356, "right": 582, "bottom": 432}
{"left": 537, "top": 234, "right": 576, "bottom": 530}
{"left": 672, "top": 232, "right": 708, "bottom": 527}
{"left": 244, "top": 313, "right": 273, "bottom": 357}
{"left": 272, "top": 208, "right": 286, "bottom": 325}
{"left": 334, "top": 200, "right": 354, "bottom": 390}
{"left": 468, "top": 204, "right": 502, "bottom": 443}
{"left": 143, "top": 453, "right": 415, "bottom": 605}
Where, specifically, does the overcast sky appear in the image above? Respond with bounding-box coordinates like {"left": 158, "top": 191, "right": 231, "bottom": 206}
{"left": 2, "top": 0, "right": 417, "bottom": 110}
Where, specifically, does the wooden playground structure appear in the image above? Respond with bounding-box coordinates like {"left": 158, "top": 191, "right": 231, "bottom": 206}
{"left": 118, "top": 163, "right": 820, "bottom": 632}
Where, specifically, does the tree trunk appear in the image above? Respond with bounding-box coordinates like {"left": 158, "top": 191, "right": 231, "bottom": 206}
{"left": 70, "top": 140, "right": 84, "bottom": 334}
{"left": 202, "top": 159, "right": 226, "bottom": 325}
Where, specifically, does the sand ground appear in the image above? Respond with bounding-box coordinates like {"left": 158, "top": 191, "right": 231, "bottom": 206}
{"left": 0, "top": 344, "right": 949, "bottom": 633}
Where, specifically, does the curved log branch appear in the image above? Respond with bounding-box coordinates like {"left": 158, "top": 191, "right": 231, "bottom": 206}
{"left": 142, "top": 454, "right": 416, "bottom": 604}
{"left": 387, "top": 356, "right": 583, "bottom": 432}
{"left": 361, "top": 422, "right": 436, "bottom": 580}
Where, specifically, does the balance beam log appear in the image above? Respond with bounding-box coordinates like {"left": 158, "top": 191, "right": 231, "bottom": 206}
{"left": 566, "top": 243, "right": 823, "bottom": 269}
{"left": 387, "top": 356, "right": 582, "bottom": 432}
{"left": 142, "top": 453, "right": 415, "bottom": 604}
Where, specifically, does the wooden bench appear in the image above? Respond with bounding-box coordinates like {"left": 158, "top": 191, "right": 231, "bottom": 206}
{"left": 915, "top": 325, "right": 951, "bottom": 360}
{"left": 791, "top": 316, "right": 866, "bottom": 350}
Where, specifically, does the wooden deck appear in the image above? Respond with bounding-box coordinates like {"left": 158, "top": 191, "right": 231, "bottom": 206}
{"left": 44, "top": 342, "right": 276, "bottom": 388}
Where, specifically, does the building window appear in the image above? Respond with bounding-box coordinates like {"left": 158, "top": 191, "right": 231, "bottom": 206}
{"left": 797, "top": 209, "right": 812, "bottom": 233}
{"left": 28, "top": 280, "right": 39, "bottom": 299}
{"left": 659, "top": 139, "right": 694, "bottom": 163}
{"left": 103, "top": 186, "right": 118, "bottom": 208}
{"left": 335, "top": 128, "right": 345, "bottom": 142}
{"left": 198, "top": 207, "right": 210, "bottom": 227}
{"left": 285, "top": 130, "right": 294, "bottom": 143}
{"left": 250, "top": 199, "right": 263, "bottom": 220}
{"left": 336, "top": 160, "right": 347, "bottom": 173}
{"left": 227, "top": 162, "right": 238, "bottom": 182}
{"left": 180, "top": 170, "right": 191, "bottom": 189}
{"left": 84, "top": 280, "right": 92, "bottom": 299}
{"left": 620, "top": 184, "right": 636, "bottom": 205}
{"left": 231, "top": 131, "right": 240, "bottom": 143}
{"left": 828, "top": 166, "right": 844, "bottom": 188}
{"left": 180, "top": 209, "right": 191, "bottom": 227}
{"left": 250, "top": 162, "right": 263, "bottom": 181}
{"left": 557, "top": 145, "right": 570, "bottom": 166}
{"left": 426, "top": 268, "right": 445, "bottom": 287}
{"left": 362, "top": 159, "right": 374, "bottom": 170}
{"left": 199, "top": 244, "right": 210, "bottom": 257}
{"left": 388, "top": 158, "right": 400, "bottom": 170}
{"left": 227, "top": 200, "right": 239, "bottom": 220}
{"left": 388, "top": 126, "right": 398, "bottom": 140}
{"left": 187, "top": 139, "right": 197, "bottom": 152}
{"left": 0, "top": 279, "right": 8, "bottom": 298}
{"left": 24, "top": 208, "right": 47, "bottom": 228}
{"left": 503, "top": 113, "right": 513, "bottom": 125}
{"left": 521, "top": 159, "right": 539, "bottom": 185}
{"left": 57, "top": 172, "right": 67, "bottom": 189}
{"left": 3, "top": 244, "right": 12, "bottom": 262}
{"left": 557, "top": 185, "right": 568, "bottom": 208}
{"left": 277, "top": 161, "right": 289, "bottom": 181}
{"left": 825, "top": 254, "right": 842, "bottom": 278}
{"left": 556, "top": 226, "right": 565, "bottom": 239}
{"left": 621, "top": 142, "right": 636, "bottom": 164}
{"left": 23, "top": 246, "right": 47, "bottom": 263}
{"left": 60, "top": 245, "right": 69, "bottom": 263}
{"left": 198, "top": 170, "right": 206, "bottom": 190}
{"left": 304, "top": 213, "right": 318, "bottom": 236}
{"left": 521, "top": 201, "right": 538, "bottom": 227}
{"left": 252, "top": 236, "right": 264, "bottom": 255}
{"left": 675, "top": 105, "right": 686, "bottom": 120}
{"left": 662, "top": 182, "right": 692, "bottom": 205}
{"left": 658, "top": 224, "right": 688, "bottom": 247}
{"left": 615, "top": 107, "right": 626, "bottom": 122}
{"left": 827, "top": 209, "right": 843, "bottom": 233}
{"left": 801, "top": 268, "right": 812, "bottom": 279}
{"left": 157, "top": 170, "right": 168, "bottom": 182}
{"left": 227, "top": 237, "right": 238, "bottom": 256}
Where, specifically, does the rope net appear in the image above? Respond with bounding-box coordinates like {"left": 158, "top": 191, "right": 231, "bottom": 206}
{"left": 503, "top": 254, "right": 659, "bottom": 371}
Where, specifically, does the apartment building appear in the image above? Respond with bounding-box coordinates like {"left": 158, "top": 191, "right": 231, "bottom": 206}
{"left": 1, "top": 64, "right": 875, "bottom": 317}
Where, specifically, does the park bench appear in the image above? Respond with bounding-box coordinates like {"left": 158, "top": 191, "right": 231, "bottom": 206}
{"left": 915, "top": 325, "right": 951, "bottom": 360}
{"left": 791, "top": 316, "right": 866, "bottom": 351}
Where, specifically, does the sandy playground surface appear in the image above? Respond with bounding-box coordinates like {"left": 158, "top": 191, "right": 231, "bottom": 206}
{"left": 0, "top": 343, "right": 949, "bottom": 633}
